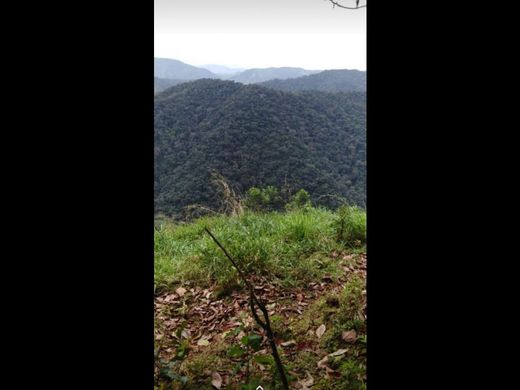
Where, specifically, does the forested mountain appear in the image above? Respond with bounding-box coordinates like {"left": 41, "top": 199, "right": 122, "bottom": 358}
{"left": 259, "top": 69, "right": 366, "bottom": 92}
{"left": 154, "top": 77, "right": 186, "bottom": 94}
{"left": 154, "top": 79, "right": 366, "bottom": 217}
{"left": 227, "top": 67, "right": 320, "bottom": 84}
{"left": 154, "top": 58, "right": 217, "bottom": 80}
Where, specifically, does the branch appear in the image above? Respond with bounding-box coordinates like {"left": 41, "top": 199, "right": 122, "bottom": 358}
{"left": 204, "top": 227, "right": 289, "bottom": 390}
{"left": 328, "top": 0, "right": 367, "bottom": 10}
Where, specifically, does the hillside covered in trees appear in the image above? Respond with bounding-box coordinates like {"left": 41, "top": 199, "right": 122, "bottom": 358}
{"left": 259, "top": 69, "right": 366, "bottom": 93}
{"left": 154, "top": 77, "right": 186, "bottom": 94}
{"left": 154, "top": 79, "right": 365, "bottom": 217}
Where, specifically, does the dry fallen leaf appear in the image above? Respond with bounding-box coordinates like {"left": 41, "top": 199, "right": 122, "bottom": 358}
{"left": 317, "top": 355, "right": 329, "bottom": 369}
{"left": 197, "top": 338, "right": 210, "bottom": 346}
{"left": 316, "top": 324, "right": 326, "bottom": 338}
{"left": 221, "top": 330, "right": 231, "bottom": 339}
{"left": 281, "top": 340, "right": 297, "bottom": 347}
{"left": 329, "top": 349, "right": 348, "bottom": 357}
{"left": 342, "top": 330, "right": 357, "bottom": 343}
{"left": 164, "top": 294, "right": 177, "bottom": 302}
{"left": 300, "top": 370, "right": 314, "bottom": 390}
{"left": 176, "top": 287, "right": 187, "bottom": 297}
{"left": 211, "top": 371, "right": 222, "bottom": 389}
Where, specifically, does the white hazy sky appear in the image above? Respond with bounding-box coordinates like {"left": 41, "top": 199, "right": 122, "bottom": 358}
{"left": 154, "top": 0, "right": 366, "bottom": 70}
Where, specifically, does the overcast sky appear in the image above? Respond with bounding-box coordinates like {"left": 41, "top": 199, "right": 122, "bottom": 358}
{"left": 154, "top": 0, "right": 366, "bottom": 70}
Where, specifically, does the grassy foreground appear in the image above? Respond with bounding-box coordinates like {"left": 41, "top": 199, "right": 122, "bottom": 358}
{"left": 154, "top": 207, "right": 366, "bottom": 389}
{"left": 155, "top": 207, "right": 366, "bottom": 290}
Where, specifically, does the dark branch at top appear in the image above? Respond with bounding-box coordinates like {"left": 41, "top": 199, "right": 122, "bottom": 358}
{"left": 328, "top": 0, "right": 367, "bottom": 9}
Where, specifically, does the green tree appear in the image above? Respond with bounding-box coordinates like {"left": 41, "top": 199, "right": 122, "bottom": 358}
{"left": 286, "top": 189, "right": 312, "bottom": 211}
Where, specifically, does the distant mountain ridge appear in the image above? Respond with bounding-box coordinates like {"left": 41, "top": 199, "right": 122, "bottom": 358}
{"left": 227, "top": 67, "right": 320, "bottom": 84}
{"left": 153, "top": 58, "right": 366, "bottom": 94}
{"left": 153, "top": 58, "right": 326, "bottom": 84}
{"left": 154, "top": 58, "right": 218, "bottom": 80}
{"left": 199, "top": 64, "right": 245, "bottom": 75}
{"left": 258, "top": 69, "right": 366, "bottom": 93}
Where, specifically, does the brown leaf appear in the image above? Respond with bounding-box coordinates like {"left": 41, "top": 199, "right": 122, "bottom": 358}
{"left": 316, "top": 324, "right": 326, "bottom": 338}
{"left": 342, "top": 330, "right": 357, "bottom": 343}
{"left": 300, "top": 370, "right": 314, "bottom": 390}
{"left": 317, "top": 355, "right": 329, "bottom": 369}
{"left": 211, "top": 372, "right": 222, "bottom": 389}
{"left": 164, "top": 294, "right": 177, "bottom": 302}
{"left": 281, "top": 340, "right": 297, "bottom": 347}
{"left": 197, "top": 338, "right": 210, "bottom": 346}
{"left": 329, "top": 348, "right": 348, "bottom": 357}
{"left": 176, "top": 287, "right": 187, "bottom": 297}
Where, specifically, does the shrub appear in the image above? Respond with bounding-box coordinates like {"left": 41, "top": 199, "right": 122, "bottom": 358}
{"left": 333, "top": 205, "right": 366, "bottom": 247}
{"left": 285, "top": 189, "right": 312, "bottom": 211}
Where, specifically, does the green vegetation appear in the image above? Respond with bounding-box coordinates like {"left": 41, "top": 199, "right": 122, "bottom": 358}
{"left": 154, "top": 204, "right": 366, "bottom": 389}
{"left": 155, "top": 207, "right": 366, "bottom": 289}
{"left": 154, "top": 79, "right": 366, "bottom": 217}
{"left": 332, "top": 205, "right": 367, "bottom": 247}
{"left": 154, "top": 64, "right": 367, "bottom": 389}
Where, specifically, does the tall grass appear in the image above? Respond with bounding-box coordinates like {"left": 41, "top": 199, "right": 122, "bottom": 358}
{"left": 154, "top": 207, "right": 366, "bottom": 289}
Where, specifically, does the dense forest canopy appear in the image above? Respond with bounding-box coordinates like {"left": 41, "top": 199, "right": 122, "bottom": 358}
{"left": 154, "top": 79, "right": 366, "bottom": 217}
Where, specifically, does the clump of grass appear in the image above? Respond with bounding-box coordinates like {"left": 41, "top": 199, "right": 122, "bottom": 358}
{"left": 332, "top": 205, "right": 366, "bottom": 247}
{"left": 154, "top": 207, "right": 366, "bottom": 289}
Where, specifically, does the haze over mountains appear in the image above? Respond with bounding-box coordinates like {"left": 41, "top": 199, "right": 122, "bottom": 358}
{"left": 154, "top": 58, "right": 217, "bottom": 80}
{"left": 153, "top": 57, "right": 365, "bottom": 93}
{"left": 199, "top": 64, "right": 245, "bottom": 75}
{"left": 225, "top": 67, "right": 320, "bottom": 84}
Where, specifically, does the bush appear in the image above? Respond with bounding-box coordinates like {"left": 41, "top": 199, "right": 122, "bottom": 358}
{"left": 285, "top": 189, "right": 312, "bottom": 211}
{"left": 244, "top": 186, "right": 284, "bottom": 212}
{"left": 333, "top": 205, "right": 366, "bottom": 247}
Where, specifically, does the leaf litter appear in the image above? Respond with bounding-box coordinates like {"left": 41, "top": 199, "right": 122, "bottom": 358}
{"left": 155, "top": 250, "right": 366, "bottom": 388}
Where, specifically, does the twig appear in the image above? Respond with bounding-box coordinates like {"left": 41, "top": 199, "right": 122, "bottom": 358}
{"left": 328, "top": 0, "right": 367, "bottom": 10}
{"left": 204, "top": 228, "right": 289, "bottom": 390}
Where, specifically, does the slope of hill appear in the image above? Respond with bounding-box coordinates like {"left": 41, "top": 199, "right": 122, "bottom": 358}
{"left": 154, "top": 79, "right": 366, "bottom": 217}
{"left": 154, "top": 58, "right": 217, "bottom": 80}
{"left": 228, "top": 67, "right": 320, "bottom": 84}
{"left": 154, "top": 77, "right": 186, "bottom": 94}
{"left": 199, "top": 64, "right": 245, "bottom": 75}
{"left": 259, "top": 69, "right": 366, "bottom": 92}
